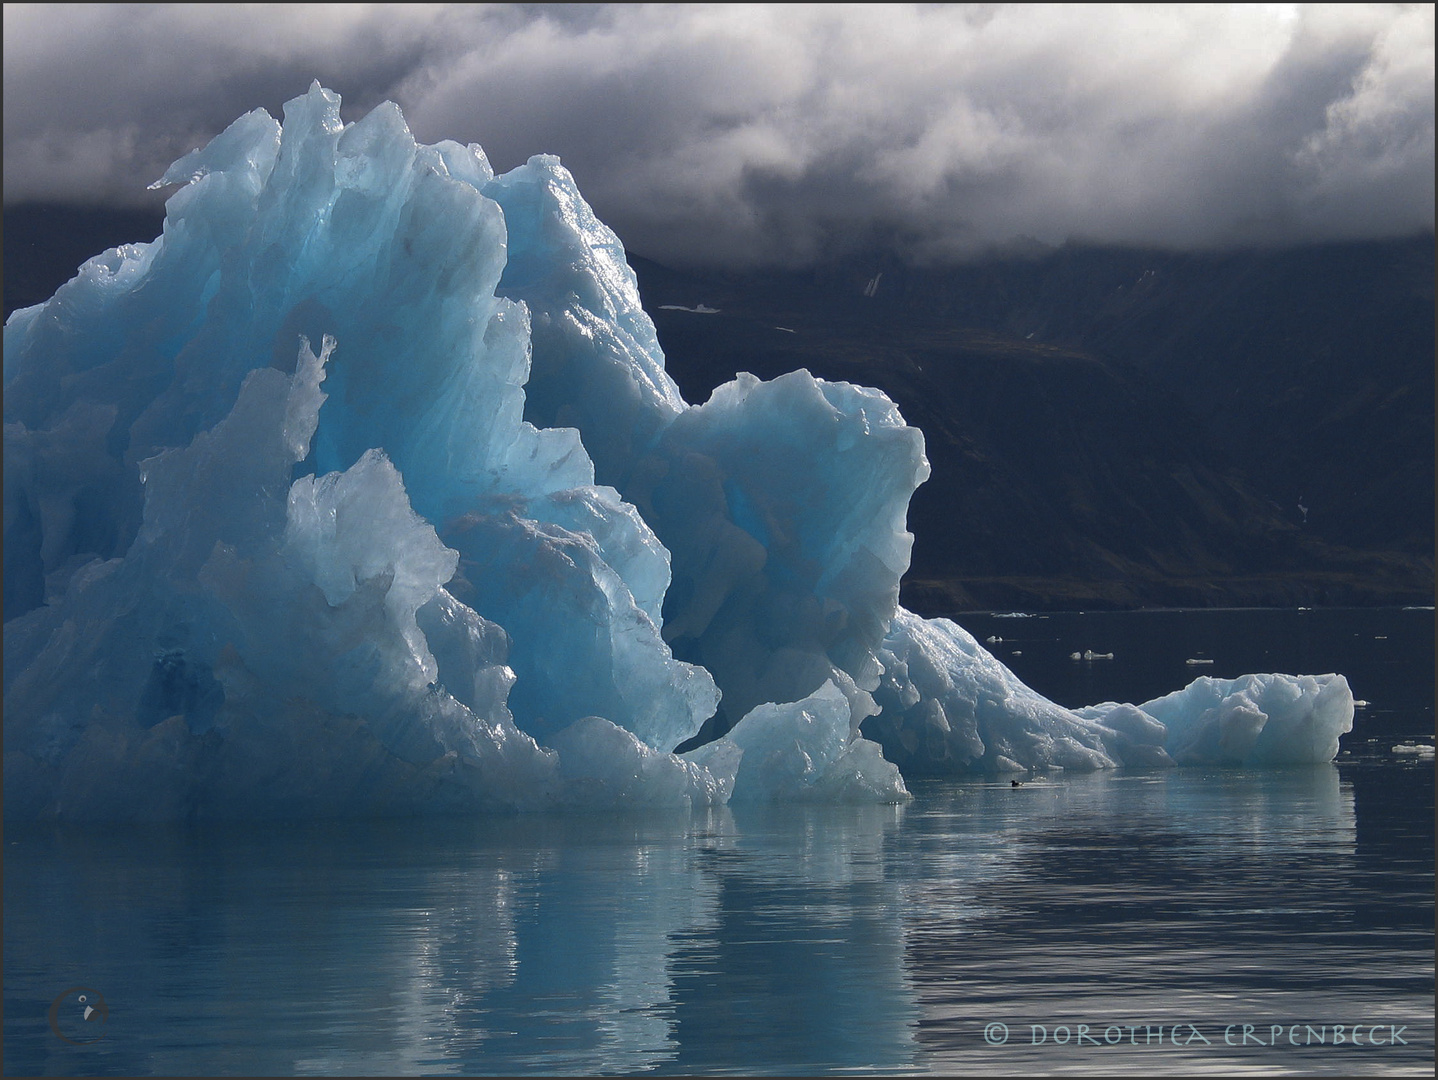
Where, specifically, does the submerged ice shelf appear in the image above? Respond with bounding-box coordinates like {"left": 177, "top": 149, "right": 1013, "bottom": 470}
{"left": 2, "top": 85, "right": 1354, "bottom": 820}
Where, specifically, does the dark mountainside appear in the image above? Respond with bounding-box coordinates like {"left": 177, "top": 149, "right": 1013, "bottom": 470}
{"left": 5, "top": 204, "right": 1433, "bottom": 613}
{"left": 628, "top": 239, "right": 1434, "bottom": 612}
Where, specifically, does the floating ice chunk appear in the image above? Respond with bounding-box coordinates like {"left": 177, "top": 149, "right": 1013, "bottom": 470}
{"left": 872, "top": 610, "right": 1351, "bottom": 773}
{"left": 1390, "top": 743, "right": 1435, "bottom": 756}
{"left": 1083, "top": 673, "right": 1355, "bottom": 766}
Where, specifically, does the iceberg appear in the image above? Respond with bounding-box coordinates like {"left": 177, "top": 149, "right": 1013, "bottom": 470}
{"left": 865, "top": 612, "right": 1352, "bottom": 774}
{"left": 2, "top": 85, "right": 1353, "bottom": 820}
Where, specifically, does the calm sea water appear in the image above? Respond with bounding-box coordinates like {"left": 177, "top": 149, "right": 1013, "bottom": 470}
{"left": 5, "top": 608, "right": 1433, "bottom": 1076}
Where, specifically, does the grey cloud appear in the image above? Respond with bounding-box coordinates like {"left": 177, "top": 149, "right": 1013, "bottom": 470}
{"left": 3, "top": 4, "right": 444, "bottom": 204}
{"left": 4, "top": 3, "right": 1431, "bottom": 266}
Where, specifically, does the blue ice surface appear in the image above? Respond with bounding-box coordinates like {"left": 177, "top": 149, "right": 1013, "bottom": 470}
{"left": 2, "top": 85, "right": 1353, "bottom": 820}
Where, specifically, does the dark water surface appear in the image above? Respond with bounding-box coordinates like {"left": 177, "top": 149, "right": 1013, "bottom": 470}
{"left": 5, "top": 609, "right": 1433, "bottom": 1076}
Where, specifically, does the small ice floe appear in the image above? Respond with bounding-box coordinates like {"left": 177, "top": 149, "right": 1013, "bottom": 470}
{"left": 658, "top": 303, "right": 720, "bottom": 314}
{"left": 1353, "top": 700, "right": 1370, "bottom": 708}
{"left": 1070, "top": 649, "right": 1113, "bottom": 660}
{"left": 1011, "top": 650, "right": 1022, "bottom": 656}
{"left": 1186, "top": 658, "right": 1215, "bottom": 666}
{"left": 987, "top": 635, "right": 1003, "bottom": 643}
{"left": 1391, "top": 744, "right": 1436, "bottom": 756}
{"left": 993, "top": 612, "right": 1034, "bottom": 619}
{"left": 774, "top": 326, "right": 796, "bottom": 333}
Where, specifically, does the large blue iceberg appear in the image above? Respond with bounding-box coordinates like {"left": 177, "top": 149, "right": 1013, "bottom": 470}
{"left": 2, "top": 86, "right": 1354, "bottom": 820}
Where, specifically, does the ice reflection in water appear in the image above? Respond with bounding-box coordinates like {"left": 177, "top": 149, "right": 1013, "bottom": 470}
{"left": 5, "top": 766, "right": 1432, "bottom": 1075}
{"left": 664, "top": 803, "right": 918, "bottom": 1074}
{"left": 5, "top": 807, "right": 920, "bottom": 1075}
{"left": 903, "top": 767, "right": 1431, "bottom": 1076}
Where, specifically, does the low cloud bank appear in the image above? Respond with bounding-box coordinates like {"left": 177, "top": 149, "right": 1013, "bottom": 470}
{"left": 4, "top": 3, "right": 1432, "bottom": 266}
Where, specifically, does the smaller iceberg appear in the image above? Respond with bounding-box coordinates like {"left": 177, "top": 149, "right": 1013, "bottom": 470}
{"left": 1080, "top": 673, "right": 1355, "bottom": 767}
{"left": 864, "top": 613, "right": 1353, "bottom": 773}
{"left": 1391, "top": 743, "right": 1435, "bottom": 757}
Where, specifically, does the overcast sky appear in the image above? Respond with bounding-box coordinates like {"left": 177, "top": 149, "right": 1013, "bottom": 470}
{"left": 4, "top": 3, "right": 1433, "bottom": 267}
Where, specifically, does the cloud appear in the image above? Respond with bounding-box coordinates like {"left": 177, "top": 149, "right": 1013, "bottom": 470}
{"left": 4, "top": 3, "right": 1432, "bottom": 266}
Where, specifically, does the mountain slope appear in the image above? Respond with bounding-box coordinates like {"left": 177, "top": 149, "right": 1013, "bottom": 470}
{"left": 629, "top": 240, "right": 1434, "bottom": 610}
